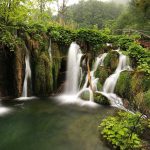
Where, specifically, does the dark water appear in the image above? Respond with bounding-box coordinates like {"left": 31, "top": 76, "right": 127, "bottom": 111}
{"left": 0, "top": 98, "right": 114, "bottom": 150}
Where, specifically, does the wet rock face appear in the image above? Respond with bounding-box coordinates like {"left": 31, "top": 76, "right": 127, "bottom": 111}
{"left": 14, "top": 45, "right": 25, "bottom": 97}
{"left": 0, "top": 47, "right": 15, "bottom": 97}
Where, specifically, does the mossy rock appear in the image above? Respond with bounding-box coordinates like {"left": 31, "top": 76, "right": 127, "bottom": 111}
{"left": 115, "top": 71, "right": 132, "bottom": 100}
{"left": 80, "top": 91, "right": 90, "bottom": 101}
{"left": 97, "top": 81, "right": 103, "bottom": 91}
{"left": 131, "top": 71, "right": 150, "bottom": 97}
{"left": 95, "top": 66, "right": 111, "bottom": 85}
{"left": 51, "top": 42, "right": 62, "bottom": 90}
{"left": 34, "top": 52, "right": 53, "bottom": 96}
{"left": 103, "top": 51, "right": 119, "bottom": 73}
{"left": 134, "top": 90, "right": 150, "bottom": 115}
{"left": 94, "top": 92, "right": 110, "bottom": 105}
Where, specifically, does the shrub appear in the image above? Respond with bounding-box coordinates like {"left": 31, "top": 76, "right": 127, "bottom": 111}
{"left": 76, "top": 28, "right": 108, "bottom": 51}
{"left": 99, "top": 111, "right": 144, "bottom": 150}
{"left": 118, "top": 35, "right": 134, "bottom": 50}
{"left": 47, "top": 25, "right": 75, "bottom": 45}
{"left": 128, "top": 43, "right": 150, "bottom": 75}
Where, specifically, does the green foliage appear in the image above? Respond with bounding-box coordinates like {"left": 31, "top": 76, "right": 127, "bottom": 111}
{"left": 64, "top": 0, "right": 123, "bottom": 29}
{"left": 0, "top": 0, "right": 29, "bottom": 24}
{"left": 47, "top": 25, "right": 75, "bottom": 45}
{"left": 99, "top": 111, "right": 144, "bottom": 150}
{"left": 128, "top": 42, "right": 150, "bottom": 75}
{"left": 76, "top": 28, "right": 108, "bottom": 51}
{"left": 114, "top": 0, "right": 150, "bottom": 32}
{"left": 116, "top": 36, "right": 150, "bottom": 75}
{"left": 0, "top": 25, "right": 23, "bottom": 51}
{"left": 118, "top": 36, "right": 134, "bottom": 50}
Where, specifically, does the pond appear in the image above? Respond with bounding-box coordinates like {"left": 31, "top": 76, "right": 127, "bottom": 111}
{"left": 0, "top": 97, "right": 115, "bottom": 150}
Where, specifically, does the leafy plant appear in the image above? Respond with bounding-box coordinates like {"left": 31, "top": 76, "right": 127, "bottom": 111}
{"left": 99, "top": 111, "right": 145, "bottom": 150}
{"left": 128, "top": 42, "right": 150, "bottom": 75}
{"left": 47, "top": 25, "right": 75, "bottom": 45}
{"left": 76, "top": 28, "right": 108, "bottom": 51}
{"left": 118, "top": 35, "right": 134, "bottom": 50}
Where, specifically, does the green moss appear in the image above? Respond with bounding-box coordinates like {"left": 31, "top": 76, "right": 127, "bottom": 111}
{"left": 103, "top": 51, "right": 119, "bottom": 73}
{"left": 97, "top": 81, "right": 103, "bottom": 91}
{"left": 115, "top": 71, "right": 132, "bottom": 100}
{"left": 94, "top": 92, "right": 110, "bottom": 105}
{"left": 80, "top": 91, "right": 90, "bottom": 101}
{"left": 95, "top": 66, "right": 110, "bottom": 85}
{"left": 34, "top": 52, "right": 53, "bottom": 96}
{"left": 51, "top": 42, "right": 62, "bottom": 90}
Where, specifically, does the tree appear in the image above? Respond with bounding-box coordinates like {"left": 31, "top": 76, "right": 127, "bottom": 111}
{"left": 63, "top": 0, "right": 123, "bottom": 29}
{"left": 0, "top": 0, "right": 29, "bottom": 24}
{"left": 115, "top": 0, "right": 150, "bottom": 32}
{"left": 53, "top": 0, "right": 69, "bottom": 25}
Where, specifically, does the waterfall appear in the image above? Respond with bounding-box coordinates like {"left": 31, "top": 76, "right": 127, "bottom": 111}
{"left": 103, "top": 53, "right": 130, "bottom": 93}
{"left": 101, "top": 51, "right": 132, "bottom": 108}
{"left": 77, "top": 53, "right": 108, "bottom": 102}
{"left": 22, "top": 49, "right": 31, "bottom": 97}
{"left": 93, "top": 53, "right": 107, "bottom": 71}
{"left": 48, "top": 38, "right": 52, "bottom": 59}
{"left": 65, "top": 42, "right": 82, "bottom": 94}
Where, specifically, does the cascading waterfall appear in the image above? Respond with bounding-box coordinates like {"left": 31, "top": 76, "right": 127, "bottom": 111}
{"left": 103, "top": 53, "right": 130, "bottom": 93}
{"left": 100, "top": 51, "right": 132, "bottom": 107}
{"left": 65, "top": 42, "right": 83, "bottom": 94}
{"left": 77, "top": 53, "right": 108, "bottom": 101}
{"left": 22, "top": 49, "right": 31, "bottom": 98}
{"left": 57, "top": 42, "right": 132, "bottom": 109}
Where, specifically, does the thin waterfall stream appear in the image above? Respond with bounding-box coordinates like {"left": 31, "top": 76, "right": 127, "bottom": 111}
{"left": 65, "top": 42, "right": 83, "bottom": 94}
{"left": 21, "top": 48, "right": 32, "bottom": 98}
{"left": 99, "top": 51, "right": 132, "bottom": 108}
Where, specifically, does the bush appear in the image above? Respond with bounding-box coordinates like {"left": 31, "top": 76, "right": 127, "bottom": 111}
{"left": 76, "top": 28, "right": 108, "bottom": 51}
{"left": 47, "top": 25, "right": 75, "bottom": 45}
{"left": 128, "top": 43, "right": 150, "bottom": 75}
{"left": 99, "top": 111, "right": 144, "bottom": 150}
{"left": 118, "top": 35, "right": 134, "bottom": 50}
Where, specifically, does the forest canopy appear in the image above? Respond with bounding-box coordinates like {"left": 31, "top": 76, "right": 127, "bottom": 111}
{"left": 0, "top": 0, "right": 149, "bottom": 34}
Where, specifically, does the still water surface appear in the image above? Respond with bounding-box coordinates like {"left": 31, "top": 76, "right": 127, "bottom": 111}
{"left": 0, "top": 98, "right": 114, "bottom": 150}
